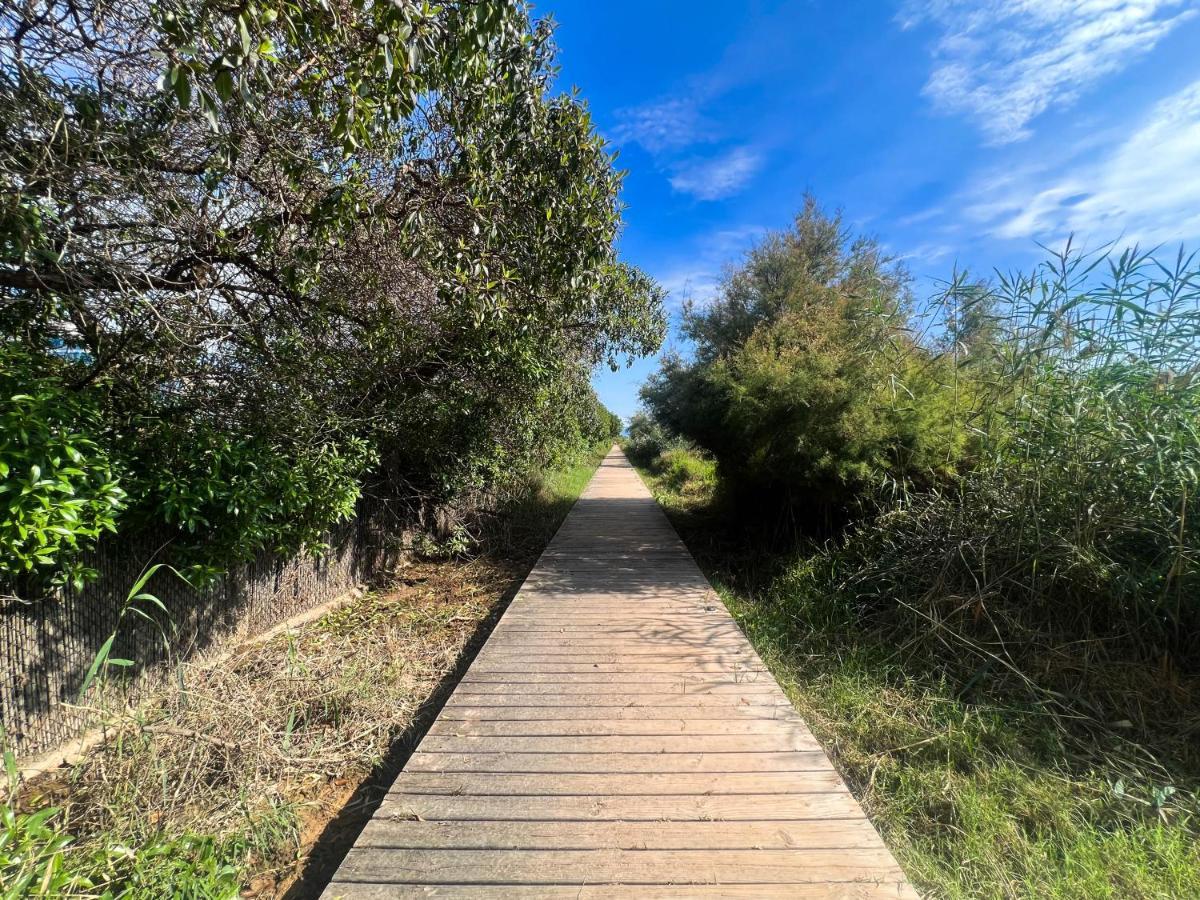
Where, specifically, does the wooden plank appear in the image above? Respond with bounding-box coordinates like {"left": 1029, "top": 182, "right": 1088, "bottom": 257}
{"left": 487, "top": 629, "right": 749, "bottom": 640}
{"left": 376, "top": 793, "right": 865, "bottom": 822}
{"left": 350, "top": 818, "right": 886, "bottom": 850}
{"left": 389, "top": 772, "right": 847, "bottom": 796}
{"left": 451, "top": 682, "right": 781, "bottom": 696}
{"left": 427, "top": 718, "right": 810, "bottom": 736}
{"left": 329, "top": 847, "right": 904, "bottom": 884}
{"left": 438, "top": 706, "right": 803, "bottom": 722}
{"left": 468, "top": 663, "right": 769, "bottom": 674}
{"left": 459, "top": 672, "right": 774, "bottom": 685}
{"left": 404, "top": 751, "right": 835, "bottom": 774}
{"left": 416, "top": 734, "right": 820, "bottom": 753}
{"left": 441, "top": 696, "right": 789, "bottom": 710}
{"left": 323, "top": 884, "right": 920, "bottom": 899}
{"left": 479, "top": 637, "right": 754, "bottom": 648}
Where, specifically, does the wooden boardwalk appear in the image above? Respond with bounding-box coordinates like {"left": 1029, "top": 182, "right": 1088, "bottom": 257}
{"left": 321, "top": 448, "right": 915, "bottom": 898}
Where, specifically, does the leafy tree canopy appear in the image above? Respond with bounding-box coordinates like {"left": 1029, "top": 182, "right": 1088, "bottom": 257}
{"left": 1, "top": 0, "right": 664, "bottom": 588}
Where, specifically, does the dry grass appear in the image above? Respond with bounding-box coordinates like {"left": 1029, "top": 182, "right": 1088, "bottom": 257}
{"left": 16, "top": 556, "right": 522, "bottom": 896}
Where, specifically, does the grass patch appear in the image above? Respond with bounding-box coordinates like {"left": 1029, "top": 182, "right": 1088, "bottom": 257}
{"left": 635, "top": 451, "right": 1200, "bottom": 900}
{"left": 4, "top": 449, "right": 605, "bottom": 898}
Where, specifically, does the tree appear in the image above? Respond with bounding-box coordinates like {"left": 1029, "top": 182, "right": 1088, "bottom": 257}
{"left": 642, "top": 196, "right": 963, "bottom": 529}
{"left": 1, "top": 1, "right": 664, "bottom": 585}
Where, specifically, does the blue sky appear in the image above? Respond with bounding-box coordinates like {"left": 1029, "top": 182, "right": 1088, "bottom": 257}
{"left": 538, "top": 0, "right": 1200, "bottom": 421}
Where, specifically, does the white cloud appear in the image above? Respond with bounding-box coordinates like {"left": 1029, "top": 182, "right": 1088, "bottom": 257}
{"left": 612, "top": 97, "right": 715, "bottom": 154}
{"left": 668, "top": 147, "right": 763, "bottom": 201}
{"left": 963, "top": 77, "right": 1200, "bottom": 243}
{"left": 905, "top": 0, "right": 1197, "bottom": 143}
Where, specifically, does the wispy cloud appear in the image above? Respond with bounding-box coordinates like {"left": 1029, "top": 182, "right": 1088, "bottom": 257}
{"left": 612, "top": 97, "right": 715, "bottom": 154}
{"left": 903, "top": 0, "right": 1197, "bottom": 144}
{"left": 962, "top": 77, "right": 1200, "bottom": 243}
{"left": 612, "top": 93, "right": 765, "bottom": 200}
{"left": 668, "top": 147, "right": 764, "bottom": 201}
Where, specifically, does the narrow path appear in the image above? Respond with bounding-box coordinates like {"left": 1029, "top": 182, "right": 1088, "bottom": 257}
{"left": 321, "top": 448, "right": 915, "bottom": 898}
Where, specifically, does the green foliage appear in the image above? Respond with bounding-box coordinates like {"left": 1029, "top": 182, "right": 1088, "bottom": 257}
{"left": 0, "top": 804, "right": 242, "bottom": 899}
{"left": 637, "top": 208, "right": 1200, "bottom": 895}
{"left": 639, "top": 461, "right": 1200, "bottom": 900}
{"left": 486, "top": 442, "right": 610, "bottom": 558}
{"left": 722, "top": 573, "right": 1200, "bottom": 900}
{"left": 642, "top": 194, "right": 1197, "bottom": 659}
{"left": 0, "top": 1, "right": 665, "bottom": 584}
{"left": 132, "top": 425, "right": 376, "bottom": 568}
{"left": 652, "top": 447, "right": 717, "bottom": 497}
{"left": 0, "top": 351, "right": 124, "bottom": 591}
{"left": 624, "top": 411, "right": 685, "bottom": 463}
{"left": 642, "top": 196, "right": 968, "bottom": 527}
{"left": 598, "top": 404, "right": 624, "bottom": 443}
{"left": 845, "top": 244, "right": 1200, "bottom": 660}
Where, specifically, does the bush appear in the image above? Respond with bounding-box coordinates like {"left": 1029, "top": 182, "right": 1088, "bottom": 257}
{"left": 642, "top": 196, "right": 970, "bottom": 529}
{"left": 652, "top": 447, "right": 717, "bottom": 496}
{"left": 624, "top": 411, "right": 682, "bottom": 463}
{"left": 0, "top": 352, "right": 124, "bottom": 591}
{"left": 844, "top": 245, "right": 1200, "bottom": 668}
{"left": 642, "top": 194, "right": 1200, "bottom": 696}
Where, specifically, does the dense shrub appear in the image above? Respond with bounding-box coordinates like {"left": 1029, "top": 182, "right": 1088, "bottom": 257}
{"left": 0, "top": 351, "right": 124, "bottom": 589}
{"left": 642, "top": 197, "right": 969, "bottom": 528}
{"left": 624, "top": 411, "right": 683, "bottom": 463}
{"left": 844, "top": 246, "right": 1200, "bottom": 665}
{"left": 652, "top": 447, "right": 717, "bottom": 497}
{"left": 645, "top": 217, "right": 1199, "bottom": 672}
{"left": 0, "top": 2, "right": 664, "bottom": 588}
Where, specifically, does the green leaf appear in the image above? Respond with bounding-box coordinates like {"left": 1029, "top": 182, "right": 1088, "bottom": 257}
{"left": 78, "top": 632, "right": 116, "bottom": 699}
{"left": 214, "top": 69, "right": 235, "bottom": 103}
{"left": 174, "top": 68, "right": 193, "bottom": 108}
{"left": 238, "top": 13, "right": 253, "bottom": 56}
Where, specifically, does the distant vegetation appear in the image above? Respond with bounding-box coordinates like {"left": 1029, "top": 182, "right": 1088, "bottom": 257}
{"left": 631, "top": 196, "right": 1200, "bottom": 897}
{"left": 1, "top": 0, "right": 659, "bottom": 591}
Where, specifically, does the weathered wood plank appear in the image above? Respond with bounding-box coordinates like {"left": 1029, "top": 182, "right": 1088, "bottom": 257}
{"left": 458, "top": 672, "right": 775, "bottom": 684}
{"left": 389, "top": 772, "right": 847, "bottom": 796}
{"left": 375, "top": 793, "right": 865, "bottom": 821}
{"left": 468, "top": 663, "right": 769, "bottom": 674}
{"left": 416, "top": 734, "right": 820, "bottom": 753}
{"left": 329, "top": 847, "right": 904, "bottom": 884}
{"left": 448, "top": 686, "right": 777, "bottom": 700}
{"left": 404, "top": 751, "right": 835, "bottom": 774}
{"left": 441, "top": 697, "right": 790, "bottom": 711}
{"left": 437, "top": 705, "right": 803, "bottom": 722}
{"left": 427, "top": 718, "right": 810, "bottom": 736}
{"left": 323, "top": 884, "right": 920, "bottom": 899}
{"left": 350, "top": 818, "right": 885, "bottom": 850}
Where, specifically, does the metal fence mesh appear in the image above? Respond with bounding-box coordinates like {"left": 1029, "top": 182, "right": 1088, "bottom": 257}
{"left": 2, "top": 499, "right": 396, "bottom": 759}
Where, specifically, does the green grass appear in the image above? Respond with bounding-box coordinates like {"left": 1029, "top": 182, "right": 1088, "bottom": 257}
{"left": 636, "top": 450, "right": 1200, "bottom": 900}
{"left": 1, "top": 803, "right": 244, "bottom": 900}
